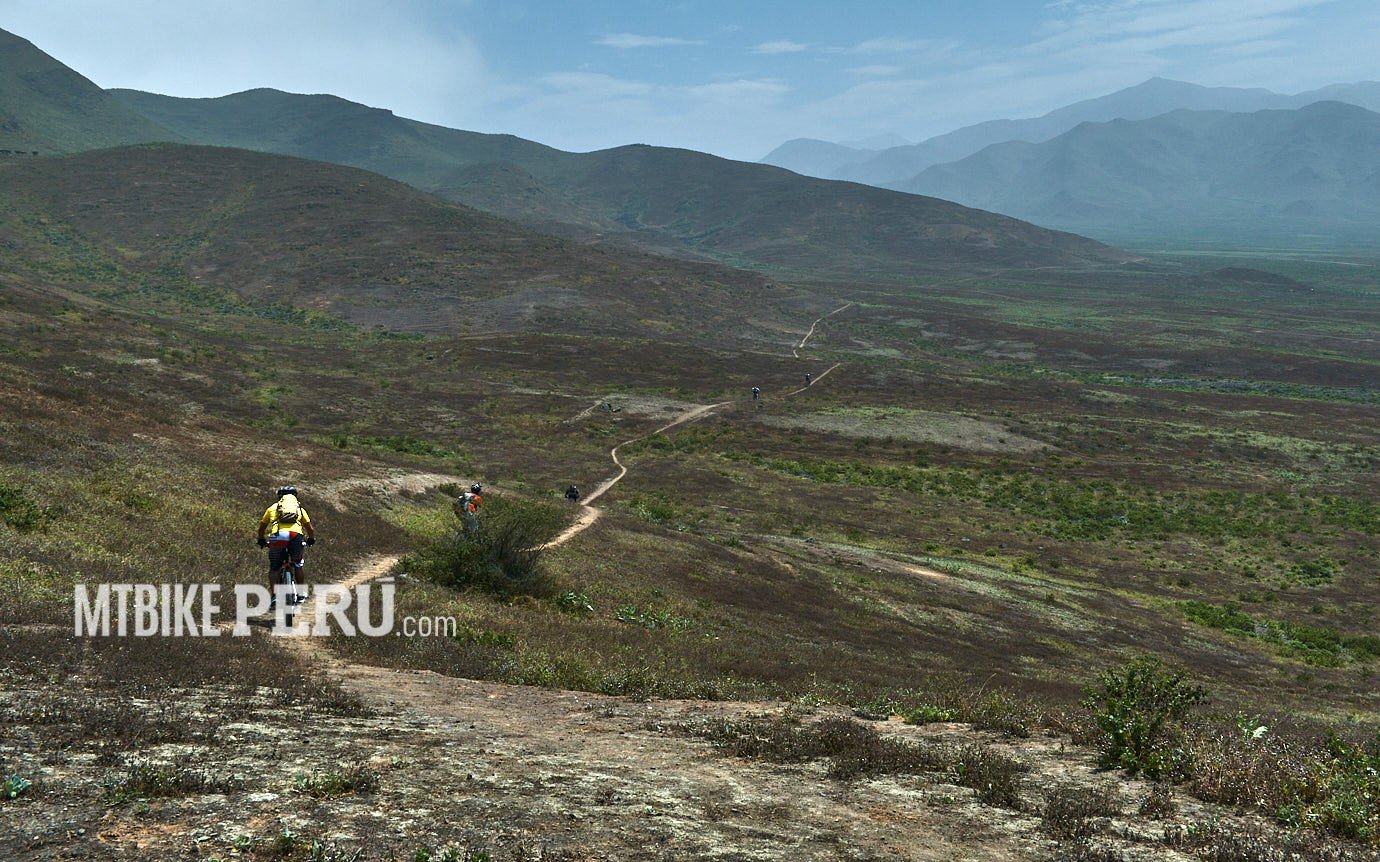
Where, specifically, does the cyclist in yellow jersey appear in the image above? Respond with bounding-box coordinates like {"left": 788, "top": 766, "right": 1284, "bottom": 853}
{"left": 256, "top": 485, "right": 316, "bottom": 607}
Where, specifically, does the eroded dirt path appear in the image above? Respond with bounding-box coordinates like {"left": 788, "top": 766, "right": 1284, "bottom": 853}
{"left": 793, "top": 301, "right": 854, "bottom": 357}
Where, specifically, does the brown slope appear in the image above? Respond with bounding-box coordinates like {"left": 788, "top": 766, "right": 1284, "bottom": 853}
{"left": 0, "top": 144, "right": 796, "bottom": 343}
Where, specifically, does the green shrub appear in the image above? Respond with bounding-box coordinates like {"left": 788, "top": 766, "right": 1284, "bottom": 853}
{"left": 556, "top": 590, "right": 594, "bottom": 615}
{"left": 1082, "top": 656, "right": 1206, "bottom": 777}
{"left": 615, "top": 604, "right": 692, "bottom": 632}
{"left": 102, "top": 759, "right": 241, "bottom": 803}
{"left": 1182, "top": 600, "right": 1380, "bottom": 665}
{"left": 1314, "top": 732, "right": 1380, "bottom": 842}
{"left": 1288, "top": 557, "right": 1341, "bottom": 584}
{"left": 0, "top": 484, "right": 41, "bottom": 531}
{"left": 900, "top": 704, "right": 957, "bottom": 724}
{"left": 1, "top": 774, "right": 32, "bottom": 800}
{"left": 406, "top": 496, "right": 564, "bottom": 600}
{"left": 293, "top": 762, "right": 378, "bottom": 797}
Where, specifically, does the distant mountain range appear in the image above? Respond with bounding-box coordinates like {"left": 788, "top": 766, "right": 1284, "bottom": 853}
{"left": 761, "top": 77, "right": 1380, "bottom": 246}
{"left": 107, "top": 87, "right": 1129, "bottom": 273}
{"left": 762, "top": 77, "right": 1380, "bottom": 187}
{"left": 901, "top": 101, "right": 1380, "bottom": 244}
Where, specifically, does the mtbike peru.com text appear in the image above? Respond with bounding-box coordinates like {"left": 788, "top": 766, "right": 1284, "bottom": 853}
{"left": 72, "top": 581, "right": 456, "bottom": 638}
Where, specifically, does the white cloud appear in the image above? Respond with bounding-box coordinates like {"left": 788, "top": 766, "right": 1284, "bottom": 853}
{"left": 539, "top": 72, "right": 656, "bottom": 99}
{"left": 596, "top": 33, "right": 702, "bottom": 49}
{"left": 751, "top": 40, "right": 809, "bottom": 55}
{"left": 1031, "top": 0, "right": 1332, "bottom": 54}
{"left": 847, "top": 37, "right": 946, "bottom": 55}
{"left": 846, "top": 65, "right": 904, "bottom": 78}
{"left": 687, "top": 79, "right": 791, "bottom": 102}
{"left": 1210, "top": 39, "right": 1292, "bottom": 57}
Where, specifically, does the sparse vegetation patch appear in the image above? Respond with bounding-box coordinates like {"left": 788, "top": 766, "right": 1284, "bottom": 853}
{"left": 1182, "top": 600, "right": 1380, "bottom": 666}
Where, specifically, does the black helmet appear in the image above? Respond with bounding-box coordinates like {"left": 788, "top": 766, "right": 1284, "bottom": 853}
{"left": 470, "top": 483, "right": 482, "bottom": 494}
{"left": 276, "top": 485, "right": 298, "bottom": 499}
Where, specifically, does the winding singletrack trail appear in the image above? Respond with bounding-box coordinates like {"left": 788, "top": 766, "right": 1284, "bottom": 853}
{"left": 793, "top": 301, "right": 853, "bottom": 357}
{"left": 538, "top": 400, "right": 733, "bottom": 549}
{"left": 540, "top": 302, "right": 853, "bottom": 549}
{"left": 287, "top": 298, "right": 950, "bottom": 641}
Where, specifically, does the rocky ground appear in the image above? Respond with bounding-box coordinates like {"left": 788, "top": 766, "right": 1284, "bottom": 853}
{"left": 8, "top": 644, "right": 1363, "bottom": 862}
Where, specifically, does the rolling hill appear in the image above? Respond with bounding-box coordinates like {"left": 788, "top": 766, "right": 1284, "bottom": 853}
{"left": 106, "top": 87, "right": 1134, "bottom": 275}
{"left": 0, "top": 28, "right": 179, "bottom": 154}
{"left": 0, "top": 143, "right": 795, "bottom": 341}
{"left": 900, "top": 101, "right": 1380, "bottom": 246}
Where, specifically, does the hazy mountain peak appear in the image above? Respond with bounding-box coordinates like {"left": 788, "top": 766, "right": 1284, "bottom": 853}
{"left": 757, "top": 137, "right": 876, "bottom": 178}
{"left": 839, "top": 133, "right": 912, "bottom": 150}
{"left": 901, "top": 102, "right": 1380, "bottom": 247}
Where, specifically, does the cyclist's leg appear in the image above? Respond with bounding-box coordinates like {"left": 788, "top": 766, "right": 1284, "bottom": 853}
{"left": 288, "top": 534, "right": 306, "bottom": 599}
{"left": 267, "top": 545, "right": 287, "bottom": 591}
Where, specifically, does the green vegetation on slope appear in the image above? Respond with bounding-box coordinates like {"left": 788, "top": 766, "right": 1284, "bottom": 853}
{"left": 108, "top": 87, "right": 1134, "bottom": 277}
{"left": 0, "top": 28, "right": 178, "bottom": 154}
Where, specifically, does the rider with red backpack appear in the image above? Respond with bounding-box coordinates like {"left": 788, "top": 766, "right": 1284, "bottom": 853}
{"left": 455, "top": 482, "right": 484, "bottom": 533}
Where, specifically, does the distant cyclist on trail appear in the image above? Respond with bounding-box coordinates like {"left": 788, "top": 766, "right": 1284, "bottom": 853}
{"left": 455, "top": 482, "right": 484, "bottom": 533}
{"left": 805, "top": 372, "right": 812, "bottom": 386}
{"left": 256, "top": 485, "right": 315, "bottom": 609}
{"left": 751, "top": 386, "right": 761, "bottom": 402}
{"left": 565, "top": 484, "right": 580, "bottom": 503}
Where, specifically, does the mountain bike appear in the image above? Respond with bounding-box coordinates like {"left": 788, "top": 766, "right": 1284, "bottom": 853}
{"left": 267, "top": 535, "right": 311, "bottom": 629}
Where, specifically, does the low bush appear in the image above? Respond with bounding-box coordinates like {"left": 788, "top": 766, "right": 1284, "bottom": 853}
{"left": 689, "top": 715, "right": 953, "bottom": 779}
{"left": 1138, "top": 784, "right": 1177, "bottom": 819}
{"left": 102, "top": 758, "right": 242, "bottom": 803}
{"left": 684, "top": 714, "right": 1027, "bottom": 805}
{"left": 956, "top": 744, "right": 1027, "bottom": 807}
{"left": 0, "top": 483, "right": 42, "bottom": 531}
{"left": 1041, "top": 785, "right": 1120, "bottom": 840}
{"left": 406, "top": 496, "right": 565, "bottom": 600}
{"left": 293, "top": 762, "right": 378, "bottom": 797}
{"left": 1081, "top": 656, "right": 1205, "bottom": 778}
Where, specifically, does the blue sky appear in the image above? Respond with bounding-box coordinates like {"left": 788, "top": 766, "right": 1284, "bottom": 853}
{"left": 3, "top": 1, "right": 1377, "bottom": 160}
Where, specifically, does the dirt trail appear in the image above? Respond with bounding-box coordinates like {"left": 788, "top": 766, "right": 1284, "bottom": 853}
{"left": 793, "top": 301, "right": 853, "bottom": 357}
{"left": 302, "top": 655, "right": 1097, "bottom": 860}
{"left": 268, "top": 556, "right": 1188, "bottom": 862}
{"left": 545, "top": 305, "right": 851, "bottom": 549}
{"left": 782, "top": 361, "right": 842, "bottom": 397}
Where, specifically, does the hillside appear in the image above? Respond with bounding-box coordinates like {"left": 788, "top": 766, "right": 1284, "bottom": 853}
{"left": 0, "top": 28, "right": 178, "bottom": 154}
{"left": 0, "top": 143, "right": 792, "bottom": 341}
{"left": 3, "top": 212, "right": 1379, "bottom": 857}
{"left": 821, "top": 77, "right": 1380, "bottom": 188}
{"left": 901, "top": 101, "right": 1380, "bottom": 245}
{"left": 108, "top": 87, "right": 1134, "bottom": 275}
